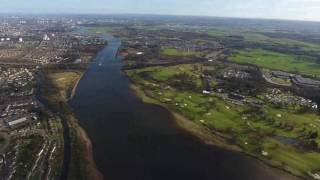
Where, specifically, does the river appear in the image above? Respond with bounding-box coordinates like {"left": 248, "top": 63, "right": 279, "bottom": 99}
{"left": 69, "top": 33, "right": 298, "bottom": 180}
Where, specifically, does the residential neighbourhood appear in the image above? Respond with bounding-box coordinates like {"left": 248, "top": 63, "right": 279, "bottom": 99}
{"left": 0, "top": 16, "right": 104, "bottom": 180}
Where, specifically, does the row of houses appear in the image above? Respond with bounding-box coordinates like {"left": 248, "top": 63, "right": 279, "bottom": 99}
{"left": 0, "top": 67, "right": 39, "bottom": 131}
{"left": 271, "top": 70, "right": 320, "bottom": 89}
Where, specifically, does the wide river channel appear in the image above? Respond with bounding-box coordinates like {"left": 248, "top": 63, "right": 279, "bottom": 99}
{"left": 69, "top": 33, "right": 297, "bottom": 180}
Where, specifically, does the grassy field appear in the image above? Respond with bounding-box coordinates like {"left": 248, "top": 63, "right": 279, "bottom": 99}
{"left": 127, "top": 64, "right": 320, "bottom": 177}
{"left": 201, "top": 28, "right": 320, "bottom": 76}
{"left": 161, "top": 47, "right": 198, "bottom": 57}
{"left": 48, "top": 71, "right": 83, "bottom": 100}
{"left": 202, "top": 27, "right": 320, "bottom": 53}
{"left": 271, "top": 77, "right": 292, "bottom": 86}
{"left": 230, "top": 48, "right": 320, "bottom": 76}
{"left": 242, "top": 32, "right": 320, "bottom": 53}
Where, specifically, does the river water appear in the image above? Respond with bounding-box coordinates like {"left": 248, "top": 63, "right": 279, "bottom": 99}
{"left": 69, "top": 34, "right": 296, "bottom": 180}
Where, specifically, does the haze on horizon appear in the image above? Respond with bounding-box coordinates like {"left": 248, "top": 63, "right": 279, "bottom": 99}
{"left": 1, "top": 0, "right": 320, "bottom": 22}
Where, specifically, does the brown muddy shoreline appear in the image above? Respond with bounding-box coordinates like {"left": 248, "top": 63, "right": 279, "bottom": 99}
{"left": 67, "top": 72, "right": 104, "bottom": 180}
{"left": 73, "top": 121, "right": 104, "bottom": 180}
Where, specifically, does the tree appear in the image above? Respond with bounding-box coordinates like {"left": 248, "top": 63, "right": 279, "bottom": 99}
{"left": 309, "top": 131, "right": 318, "bottom": 139}
{"left": 168, "top": 73, "right": 198, "bottom": 91}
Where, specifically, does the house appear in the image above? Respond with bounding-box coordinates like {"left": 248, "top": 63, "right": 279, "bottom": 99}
{"left": 6, "top": 116, "right": 31, "bottom": 129}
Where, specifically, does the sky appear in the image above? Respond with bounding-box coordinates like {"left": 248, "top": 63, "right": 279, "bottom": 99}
{"left": 1, "top": 0, "right": 320, "bottom": 21}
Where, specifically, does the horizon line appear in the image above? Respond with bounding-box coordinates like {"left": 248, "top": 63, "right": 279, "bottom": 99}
{"left": 1, "top": 12, "right": 320, "bottom": 24}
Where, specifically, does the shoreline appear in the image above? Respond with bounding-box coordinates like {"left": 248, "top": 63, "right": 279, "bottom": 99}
{"left": 129, "top": 84, "right": 241, "bottom": 152}
{"left": 64, "top": 44, "right": 110, "bottom": 180}
{"left": 40, "top": 68, "right": 104, "bottom": 180}
{"left": 68, "top": 71, "right": 86, "bottom": 101}
{"left": 67, "top": 72, "right": 104, "bottom": 180}
{"left": 129, "top": 82, "right": 304, "bottom": 180}
{"left": 73, "top": 120, "right": 104, "bottom": 180}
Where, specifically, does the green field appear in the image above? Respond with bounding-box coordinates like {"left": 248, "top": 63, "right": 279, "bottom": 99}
{"left": 161, "top": 47, "right": 198, "bottom": 57}
{"left": 201, "top": 27, "right": 320, "bottom": 54}
{"left": 242, "top": 32, "right": 320, "bottom": 53}
{"left": 271, "top": 76, "right": 292, "bottom": 86}
{"left": 203, "top": 27, "right": 320, "bottom": 52}
{"left": 230, "top": 48, "right": 320, "bottom": 76}
{"left": 201, "top": 29, "right": 320, "bottom": 75}
{"left": 127, "top": 64, "right": 320, "bottom": 177}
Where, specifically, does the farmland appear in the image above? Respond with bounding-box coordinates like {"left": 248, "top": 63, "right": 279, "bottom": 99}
{"left": 230, "top": 48, "right": 320, "bottom": 76}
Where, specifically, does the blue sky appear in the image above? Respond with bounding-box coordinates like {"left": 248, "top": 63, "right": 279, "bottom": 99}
{"left": 2, "top": 0, "right": 320, "bottom": 21}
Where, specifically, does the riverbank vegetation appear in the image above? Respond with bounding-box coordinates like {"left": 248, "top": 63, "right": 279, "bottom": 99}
{"left": 126, "top": 63, "right": 320, "bottom": 178}
{"left": 41, "top": 69, "right": 103, "bottom": 180}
